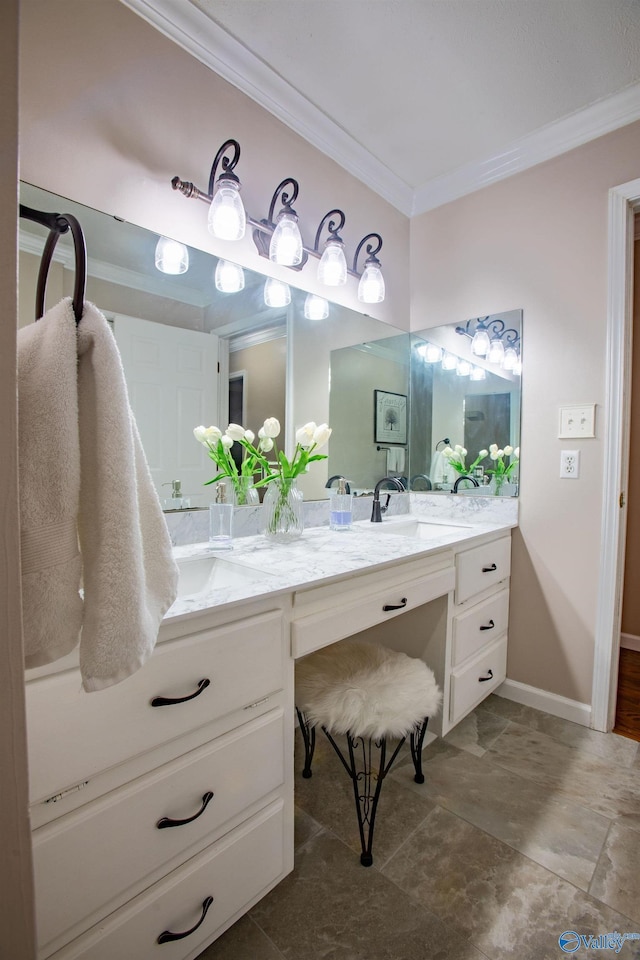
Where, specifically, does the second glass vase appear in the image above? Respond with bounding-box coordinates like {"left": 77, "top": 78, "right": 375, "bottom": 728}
{"left": 262, "top": 477, "right": 304, "bottom": 543}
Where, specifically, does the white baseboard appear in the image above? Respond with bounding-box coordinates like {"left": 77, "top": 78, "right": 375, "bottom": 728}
{"left": 621, "top": 632, "right": 640, "bottom": 652}
{"left": 495, "top": 678, "right": 592, "bottom": 728}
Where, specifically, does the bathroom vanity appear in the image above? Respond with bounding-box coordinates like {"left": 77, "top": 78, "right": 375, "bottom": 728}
{"left": 25, "top": 511, "right": 515, "bottom": 960}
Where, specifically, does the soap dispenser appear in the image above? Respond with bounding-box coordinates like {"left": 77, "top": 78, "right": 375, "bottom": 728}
{"left": 209, "top": 481, "right": 233, "bottom": 550}
{"left": 162, "top": 479, "right": 190, "bottom": 511}
{"left": 330, "top": 477, "right": 352, "bottom": 531}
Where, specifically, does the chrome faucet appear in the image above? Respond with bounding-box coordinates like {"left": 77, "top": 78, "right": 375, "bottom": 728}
{"left": 453, "top": 475, "right": 480, "bottom": 493}
{"left": 371, "top": 476, "right": 405, "bottom": 522}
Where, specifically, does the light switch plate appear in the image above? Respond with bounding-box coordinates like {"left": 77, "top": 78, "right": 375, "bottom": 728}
{"left": 558, "top": 404, "right": 596, "bottom": 438}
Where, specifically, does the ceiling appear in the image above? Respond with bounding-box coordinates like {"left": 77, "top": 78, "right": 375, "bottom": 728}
{"left": 126, "top": 1, "right": 640, "bottom": 214}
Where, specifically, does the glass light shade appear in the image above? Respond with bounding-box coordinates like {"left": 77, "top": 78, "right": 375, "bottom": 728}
{"left": 470, "top": 365, "right": 487, "bottom": 381}
{"left": 471, "top": 329, "right": 491, "bottom": 356}
{"left": 503, "top": 346, "right": 518, "bottom": 370}
{"left": 487, "top": 339, "right": 505, "bottom": 364}
{"left": 207, "top": 177, "right": 246, "bottom": 241}
{"left": 264, "top": 277, "right": 291, "bottom": 308}
{"left": 214, "top": 259, "right": 245, "bottom": 293}
{"left": 442, "top": 352, "right": 458, "bottom": 371}
{"left": 304, "top": 293, "right": 329, "bottom": 320}
{"left": 155, "top": 236, "right": 189, "bottom": 275}
{"left": 317, "top": 240, "right": 347, "bottom": 286}
{"left": 269, "top": 212, "right": 303, "bottom": 265}
{"left": 424, "top": 343, "right": 443, "bottom": 363}
{"left": 456, "top": 359, "right": 472, "bottom": 377}
{"left": 513, "top": 358, "right": 523, "bottom": 376}
{"left": 357, "top": 263, "right": 385, "bottom": 303}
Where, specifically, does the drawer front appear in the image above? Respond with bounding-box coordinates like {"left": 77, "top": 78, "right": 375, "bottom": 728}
{"left": 292, "top": 567, "right": 455, "bottom": 659}
{"left": 48, "top": 800, "right": 285, "bottom": 960}
{"left": 451, "top": 588, "right": 509, "bottom": 667}
{"left": 455, "top": 536, "right": 511, "bottom": 605}
{"left": 27, "top": 610, "right": 285, "bottom": 804}
{"left": 449, "top": 635, "right": 507, "bottom": 724}
{"left": 34, "top": 710, "right": 285, "bottom": 953}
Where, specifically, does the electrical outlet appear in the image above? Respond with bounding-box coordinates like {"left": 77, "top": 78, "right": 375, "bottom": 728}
{"left": 560, "top": 450, "right": 580, "bottom": 479}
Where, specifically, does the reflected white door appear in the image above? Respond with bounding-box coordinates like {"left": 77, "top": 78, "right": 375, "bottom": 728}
{"left": 113, "top": 314, "right": 219, "bottom": 505}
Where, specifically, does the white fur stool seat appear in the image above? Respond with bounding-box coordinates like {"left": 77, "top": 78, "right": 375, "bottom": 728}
{"left": 295, "top": 639, "right": 441, "bottom": 866}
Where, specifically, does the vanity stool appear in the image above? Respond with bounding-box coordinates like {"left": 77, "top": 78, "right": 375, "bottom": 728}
{"left": 295, "top": 639, "right": 441, "bottom": 866}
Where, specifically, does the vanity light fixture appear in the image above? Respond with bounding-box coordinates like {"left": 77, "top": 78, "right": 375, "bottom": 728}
{"left": 171, "top": 138, "right": 386, "bottom": 300}
{"left": 487, "top": 338, "right": 505, "bottom": 365}
{"left": 418, "top": 342, "right": 443, "bottom": 363}
{"left": 470, "top": 365, "right": 487, "bottom": 381}
{"left": 314, "top": 209, "right": 347, "bottom": 286}
{"left": 354, "top": 233, "right": 385, "bottom": 304}
{"left": 442, "top": 352, "right": 458, "bottom": 371}
{"left": 214, "top": 258, "right": 245, "bottom": 293}
{"left": 264, "top": 277, "right": 291, "bottom": 308}
{"left": 154, "top": 236, "right": 189, "bottom": 275}
{"left": 502, "top": 345, "right": 518, "bottom": 371}
{"left": 304, "top": 293, "right": 329, "bottom": 320}
{"left": 456, "top": 359, "right": 472, "bottom": 377}
{"left": 456, "top": 315, "right": 521, "bottom": 372}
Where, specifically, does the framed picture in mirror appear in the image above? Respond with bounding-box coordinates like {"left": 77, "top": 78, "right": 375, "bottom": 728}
{"left": 374, "top": 389, "right": 407, "bottom": 444}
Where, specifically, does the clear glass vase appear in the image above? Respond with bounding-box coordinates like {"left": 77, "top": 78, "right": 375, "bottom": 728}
{"left": 262, "top": 478, "right": 304, "bottom": 542}
{"left": 232, "top": 475, "right": 260, "bottom": 506}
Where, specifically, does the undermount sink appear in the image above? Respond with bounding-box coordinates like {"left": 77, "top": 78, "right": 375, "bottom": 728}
{"left": 176, "top": 555, "right": 269, "bottom": 598}
{"left": 367, "top": 518, "right": 473, "bottom": 540}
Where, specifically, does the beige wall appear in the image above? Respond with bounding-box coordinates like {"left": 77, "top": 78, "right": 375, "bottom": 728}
{"left": 19, "top": 0, "right": 409, "bottom": 331}
{"left": 230, "top": 338, "right": 287, "bottom": 441}
{"left": 621, "top": 238, "right": 640, "bottom": 638}
{"left": 411, "top": 121, "right": 640, "bottom": 704}
{"left": 2, "top": 0, "right": 37, "bottom": 954}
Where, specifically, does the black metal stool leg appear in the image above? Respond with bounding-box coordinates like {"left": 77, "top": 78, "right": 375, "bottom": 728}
{"left": 295, "top": 707, "right": 316, "bottom": 779}
{"left": 323, "top": 728, "right": 406, "bottom": 866}
{"left": 409, "top": 716, "right": 430, "bottom": 784}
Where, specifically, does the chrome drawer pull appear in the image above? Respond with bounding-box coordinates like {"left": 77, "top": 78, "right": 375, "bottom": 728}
{"left": 383, "top": 597, "right": 408, "bottom": 612}
{"left": 151, "top": 678, "right": 210, "bottom": 707}
{"left": 157, "top": 896, "right": 213, "bottom": 944}
{"left": 482, "top": 563, "right": 497, "bottom": 573}
{"left": 156, "top": 791, "right": 214, "bottom": 830}
{"left": 479, "top": 619, "right": 495, "bottom": 631}
{"left": 479, "top": 668, "right": 494, "bottom": 682}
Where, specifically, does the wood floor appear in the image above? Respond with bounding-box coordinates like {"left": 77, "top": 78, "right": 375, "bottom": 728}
{"left": 613, "top": 646, "right": 640, "bottom": 742}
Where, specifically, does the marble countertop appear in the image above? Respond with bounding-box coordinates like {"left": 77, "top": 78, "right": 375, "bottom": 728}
{"left": 166, "top": 513, "right": 517, "bottom": 623}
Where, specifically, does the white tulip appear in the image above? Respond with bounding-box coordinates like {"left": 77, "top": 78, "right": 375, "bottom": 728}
{"left": 193, "top": 425, "right": 208, "bottom": 443}
{"left": 460, "top": 447, "right": 467, "bottom": 457}
{"left": 479, "top": 449, "right": 488, "bottom": 458}
{"left": 220, "top": 435, "right": 234, "bottom": 450}
{"left": 489, "top": 443, "right": 499, "bottom": 453}
{"left": 504, "top": 445, "right": 514, "bottom": 456}
{"left": 514, "top": 447, "right": 520, "bottom": 458}
{"left": 454, "top": 444, "right": 464, "bottom": 453}
{"left": 226, "top": 423, "right": 246, "bottom": 442}
{"left": 313, "top": 423, "right": 332, "bottom": 448}
{"left": 489, "top": 450, "right": 499, "bottom": 460}
{"left": 443, "top": 446, "right": 453, "bottom": 457}
{"left": 203, "top": 426, "right": 222, "bottom": 444}
{"left": 296, "top": 422, "right": 317, "bottom": 448}
{"left": 259, "top": 436, "right": 274, "bottom": 452}
{"left": 262, "top": 417, "right": 281, "bottom": 439}
{"left": 244, "top": 429, "right": 255, "bottom": 444}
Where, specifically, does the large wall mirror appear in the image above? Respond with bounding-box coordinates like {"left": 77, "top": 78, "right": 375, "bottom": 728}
{"left": 18, "top": 183, "right": 522, "bottom": 506}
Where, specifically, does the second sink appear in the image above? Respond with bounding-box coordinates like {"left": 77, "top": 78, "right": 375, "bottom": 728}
{"left": 176, "top": 555, "right": 269, "bottom": 598}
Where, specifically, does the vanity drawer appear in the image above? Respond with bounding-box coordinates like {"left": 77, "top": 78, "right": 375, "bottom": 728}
{"left": 449, "top": 635, "right": 507, "bottom": 724}
{"left": 27, "top": 610, "right": 285, "bottom": 804}
{"left": 451, "top": 588, "right": 510, "bottom": 667}
{"left": 33, "top": 710, "right": 285, "bottom": 953}
{"left": 47, "top": 799, "right": 285, "bottom": 960}
{"left": 291, "top": 565, "right": 455, "bottom": 659}
{"left": 455, "top": 536, "right": 511, "bottom": 604}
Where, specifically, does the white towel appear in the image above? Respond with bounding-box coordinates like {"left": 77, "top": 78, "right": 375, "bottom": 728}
{"left": 18, "top": 298, "right": 178, "bottom": 691}
{"left": 387, "top": 447, "right": 405, "bottom": 473}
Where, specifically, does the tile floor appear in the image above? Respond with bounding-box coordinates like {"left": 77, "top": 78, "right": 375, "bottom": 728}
{"left": 198, "top": 695, "right": 640, "bottom": 960}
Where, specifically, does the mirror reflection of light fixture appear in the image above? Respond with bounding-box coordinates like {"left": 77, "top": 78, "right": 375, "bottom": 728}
{"left": 264, "top": 277, "right": 291, "bottom": 308}
{"left": 442, "top": 352, "right": 458, "bottom": 370}
{"left": 503, "top": 346, "right": 518, "bottom": 371}
{"left": 471, "top": 328, "right": 491, "bottom": 356}
{"left": 456, "top": 314, "right": 521, "bottom": 372}
{"left": 154, "top": 236, "right": 189, "bottom": 275}
{"left": 456, "top": 359, "right": 472, "bottom": 377}
{"left": 214, "top": 258, "right": 245, "bottom": 293}
{"left": 419, "top": 342, "right": 443, "bottom": 363}
{"left": 304, "top": 293, "right": 329, "bottom": 320}
{"left": 172, "top": 138, "right": 385, "bottom": 299}
{"left": 513, "top": 357, "right": 523, "bottom": 376}
{"left": 354, "top": 233, "right": 385, "bottom": 304}
{"left": 470, "top": 365, "right": 487, "bottom": 381}
{"left": 487, "top": 339, "right": 505, "bottom": 364}
{"left": 314, "top": 209, "right": 347, "bottom": 286}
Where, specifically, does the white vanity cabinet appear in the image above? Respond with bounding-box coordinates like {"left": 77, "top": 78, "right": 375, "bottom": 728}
{"left": 25, "top": 598, "right": 294, "bottom": 960}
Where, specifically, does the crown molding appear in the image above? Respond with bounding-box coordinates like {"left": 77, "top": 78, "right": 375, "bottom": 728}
{"left": 412, "top": 82, "right": 640, "bottom": 215}
{"left": 119, "top": 0, "right": 640, "bottom": 219}
{"left": 118, "top": 0, "right": 413, "bottom": 215}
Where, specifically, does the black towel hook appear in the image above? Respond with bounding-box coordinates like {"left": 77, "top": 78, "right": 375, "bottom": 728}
{"left": 19, "top": 203, "right": 87, "bottom": 325}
